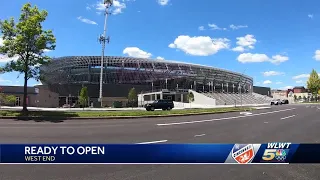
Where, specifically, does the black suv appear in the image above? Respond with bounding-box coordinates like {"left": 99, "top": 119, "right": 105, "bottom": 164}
{"left": 145, "top": 99, "right": 174, "bottom": 111}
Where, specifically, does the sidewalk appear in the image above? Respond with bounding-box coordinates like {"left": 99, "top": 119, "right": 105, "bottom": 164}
{"left": 0, "top": 103, "right": 270, "bottom": 112}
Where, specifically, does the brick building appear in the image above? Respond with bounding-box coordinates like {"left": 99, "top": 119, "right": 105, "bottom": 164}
{"left": 0, "top": 85, "right": 59, "bottom": 108}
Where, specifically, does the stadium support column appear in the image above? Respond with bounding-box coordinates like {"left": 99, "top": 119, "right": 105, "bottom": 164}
{"left": 98, "top": 0, "right": 112, "bottom": 108}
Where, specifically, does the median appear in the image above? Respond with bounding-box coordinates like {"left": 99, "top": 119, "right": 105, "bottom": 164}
{"left": 0, "top": 107, "right": 254, "bottom": 120}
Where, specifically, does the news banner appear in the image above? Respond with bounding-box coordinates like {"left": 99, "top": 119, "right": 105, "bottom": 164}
{"left": 0, "top": 143, "right": 319, "bottom": 164}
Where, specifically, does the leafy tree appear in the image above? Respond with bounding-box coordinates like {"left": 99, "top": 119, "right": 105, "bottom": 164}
{"left": 0, "top": 3, "right": 56, "bottom": 112}
{"left": 293, "top": 94, "right": 297, "bottom": 101}
{"left": 78, "top": 86, "right": 88, "bottom": 109}
{"left": 5, "top": 95, "right": 16, "bottom": 106}
{"left": 187, "top": 92, "right": 194, "bottom": 108}
{"left": 128, "top": 88, "right": 137, "bottom": 108}
{"left": 307, "top": 69, "right": 320, "bottom": 100}
{"left": 298, "top": 96, "right": 302, "bottom": 100}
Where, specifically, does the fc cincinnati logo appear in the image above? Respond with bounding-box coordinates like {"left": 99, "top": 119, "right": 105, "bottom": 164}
{"left": 232, "top": 144, "right": 255, "bottom": 164}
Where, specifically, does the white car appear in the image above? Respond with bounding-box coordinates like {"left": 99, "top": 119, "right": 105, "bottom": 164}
{"left": 271, "top": 99, "right": 282, "bottom": 105}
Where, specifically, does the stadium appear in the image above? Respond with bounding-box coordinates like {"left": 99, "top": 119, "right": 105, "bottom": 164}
{"left": 39, "top": 56, "right": 272, "bottom": 107}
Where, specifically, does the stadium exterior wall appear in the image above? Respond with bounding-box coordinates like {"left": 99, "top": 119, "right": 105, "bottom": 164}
{"left": 40, "top": 56, "right": 255, "bottom": 107}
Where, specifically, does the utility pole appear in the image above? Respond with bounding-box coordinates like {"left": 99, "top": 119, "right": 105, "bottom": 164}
{"left": 98, "top": 0, "right": 113, "bottom": 107}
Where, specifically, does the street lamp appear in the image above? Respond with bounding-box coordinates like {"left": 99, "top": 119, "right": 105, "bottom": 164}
{"left": 98, "top": 0, "right": 113, "bottom": 107}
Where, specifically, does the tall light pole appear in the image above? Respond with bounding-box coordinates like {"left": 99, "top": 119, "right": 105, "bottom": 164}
{"left": 98, "top": 0, "right": 113, "bottom": 107}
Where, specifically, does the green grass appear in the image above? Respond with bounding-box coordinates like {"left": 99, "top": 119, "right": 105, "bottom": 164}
{"left": 0, "top": 107, "right": 254, "bottom": 118}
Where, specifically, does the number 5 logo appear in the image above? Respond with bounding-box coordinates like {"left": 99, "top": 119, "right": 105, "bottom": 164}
{"left": 262, "top": 149, "right": 276, "bottom": 161}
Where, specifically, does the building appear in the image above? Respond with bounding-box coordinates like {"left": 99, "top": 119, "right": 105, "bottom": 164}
{"left": 293, "top": 86, "right": 307, "bottom": 93}
{"left": 0, "top": 56, "right": 272, "bottom": 107}
{"left": 40, "top": 56, "right": 259, "bottom": 107}
{"left": 0, "top": 85, "right": 59, "bottom": 107}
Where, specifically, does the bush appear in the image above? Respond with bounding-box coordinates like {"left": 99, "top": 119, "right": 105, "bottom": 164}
{"left": 126, "top": 101, "right": 138, "bottom": 107}
{"left": 112, "top": 101, "right": 123, "bottom": 108}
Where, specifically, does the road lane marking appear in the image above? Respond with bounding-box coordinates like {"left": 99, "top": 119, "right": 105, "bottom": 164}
{"left": 136, "top": 140, "right": 168, "bottom": 144}
{"left": 156, "top": 108, "right": 296, "bottom": 126}
{"left": 264, "top": 122, "right": 269, "bottom": 124}
{"left": 194, "top": 134, "right": 206, "bottom": 137}
{"left": 281, "top": 115, "right": 296, "bottom": 120}
{"left": 240, "top": 112, "right": 253, "bottom": 115}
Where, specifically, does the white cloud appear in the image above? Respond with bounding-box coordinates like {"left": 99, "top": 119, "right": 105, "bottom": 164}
{"left": 86, "top": 6, "right": 91, "bottom": 10}
{"left": 123, "top": 47, "right": 152, "bottom": 58}
{"left": 232, "top": 46, "right": 245, "bottom": 52}
{"left": 276, "top": 82, "right": 282, "bottom": 84}
{"left": 263, "top": 80, "right": 272, "bottom": 85}
{"left": 0, "top": 77, "right": 12, "bottom": 84}
{"left": 43, "top": 49, "right": 52, "bottom": 53}
{"left": 208, "top": 24, "right": 227, "bottom": 30}
{"left": 292, "top": 74, "right": 310, "bottom": 79}
{"left": 263, "top": 71, "right": 284, "bottom": 76}
{"left": 296, "top": 80, "right": 304, "bottom": 84}
{"left": 112, "top": 0, "right": 126, "bottom": 15}
{"left": 33, "top": 82, "right": 43, "bottom": 86}
{"left": 237, "top": 53, "right": 269, "bottom": 63}
{"left": 308, "top": 14, "right": 314, "bottom": 19}
{"left": 280, "top": 86, "right": 294, "bottom": 90}
{"left": 96, "top": 0, "right": 126, "bottom": 15}
{"left": 230, "top": 24, "right": 248, "bottom": 30}
{"left": 237, "top": 53, "right": 289, "bottom": 64}
{"left": 235, "top": 34, "right": 257, "bottom": 49}
{"left": 156, "top": 56, "right": 165, "bottom": 60}
{"left": 270, "top": 55, "right": 289, "bottom": 64}
{"left": 157, "top": 0, "right": 169, "bottom": 6}
{"left": 168, "top": 43, "right": 175, "bottom": 48}
{"left": 314, "top": 50, "right": 320, "bottom": 61}
{"left": 0, "top": 55, "right": 19, "bottom": 63}
{"left": 77, "top": 16, "right": 98, "bottom": 25}
{"left": 168, "top": 35, "right": 230, "bottom": 56}
{"left": 198, "top": 26, "right": 205, "bottom": 31}
{"left": 0, "top": 37, "right": 3, "bottom": 46}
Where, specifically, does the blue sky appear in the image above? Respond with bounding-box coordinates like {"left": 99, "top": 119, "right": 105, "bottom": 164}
{"left": 0, "top": 0, "right": 319, "bottom": 89}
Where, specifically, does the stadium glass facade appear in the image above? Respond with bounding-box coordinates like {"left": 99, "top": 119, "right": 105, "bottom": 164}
{"left": 40, "top": 56, "right": 254, "bottom": 107}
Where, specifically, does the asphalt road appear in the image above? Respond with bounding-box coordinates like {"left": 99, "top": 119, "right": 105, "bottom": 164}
{"left": 0, "top": 104, "right": 320, "bottom": 180}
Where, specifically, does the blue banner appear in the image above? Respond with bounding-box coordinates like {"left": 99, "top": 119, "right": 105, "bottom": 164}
{"left": 0, "top": 143, "right": 318, "bottom": 164}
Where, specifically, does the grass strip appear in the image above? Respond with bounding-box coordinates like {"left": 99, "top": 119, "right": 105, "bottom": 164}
{"left": 0, "top": 107, "right": 254, "bottom": 118}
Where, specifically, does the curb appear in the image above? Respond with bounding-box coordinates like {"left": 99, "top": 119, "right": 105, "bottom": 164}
{"left": 0, "top": 109, "right": 255, "bottom": 120}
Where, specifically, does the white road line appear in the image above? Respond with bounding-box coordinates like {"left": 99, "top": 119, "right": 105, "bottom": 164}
{"left": 264, "top": 122, "right": 269, "bottom": 124}
{"left": 194, "top": 134, "right": 206, "bottom": 137}
{"left": 281, "top": 115, "right": 296, "bottom": 120}
{"left": 136, "top": 140, "right": 168, "bottom": 144}
{"left": 156, "top": 108, "right": 296, "bottom": 126}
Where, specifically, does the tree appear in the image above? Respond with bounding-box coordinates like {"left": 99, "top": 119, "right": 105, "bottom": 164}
{"left": 0, "top": 3, "right": 56, "bottom": 112}
{"left": 128, "top": 88, "right": 137, "bottom": 108}
{"left": 303, "top": 96, "right": 307, "bottom": 102}
{"left": 293, "top": 94, "right": 297, "bottom": 101}
{"left": 298, "top": 96, "right": 302, "bottom": 100}
{"left": 5, "top": 95, "right": 16, "bottom": 106}
{"left": 187, "top": 92, "right": 194, "bottom": 108}
{"left": 78, "top": 86, "right": 88, "bottom": 109}
{"left": 307, "top": 69, "right": 320, "bottom": 101}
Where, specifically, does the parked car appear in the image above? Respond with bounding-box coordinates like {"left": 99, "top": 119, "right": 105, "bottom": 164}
{"left": 145, "top": 99, "right": 174, "bottom": 111}
{"left": 271, "top": 99, "right": 282, "bottom": 105}
{"left": 281, "top": 99, "right": 289, "bottom": 104}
